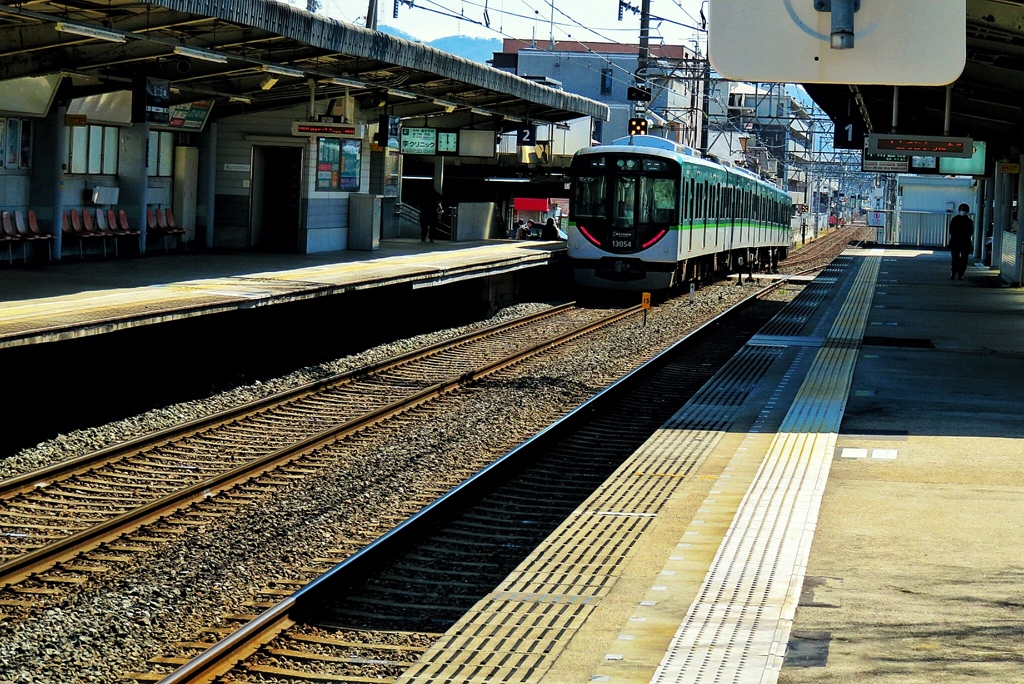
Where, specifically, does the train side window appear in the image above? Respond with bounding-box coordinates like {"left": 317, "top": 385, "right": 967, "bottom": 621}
{"left": 688, "top": 178, "right": 695, "bottom": 249}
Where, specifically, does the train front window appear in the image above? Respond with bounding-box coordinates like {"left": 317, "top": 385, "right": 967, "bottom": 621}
{"left": 639, "top": 176, "right": 677, "bottom": 224}
{"left": 574, "top": 175, "right": 607, "bottom": 218}
{"left": 613, "top": 176, "right": 637, "bottom": 227}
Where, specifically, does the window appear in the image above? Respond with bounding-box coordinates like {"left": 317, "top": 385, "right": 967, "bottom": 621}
{"left": 639, "top": 177, "right": 677, "bottom": 224}
{"left": 600, "top": 68, "right": 613, "bottom": 96}
{"left": 148, "top": 131, "right": 175, "bottom": 177}
{"left": 613, "top": 176, "right": 637, "bottom": 227}
{"left": 0, "top": 118, "right": 32, "bottom": 170}
{"left": 68, "top": 125, "right": 118, "bottom": 175}
{"left": 573, "top": 175, "right": 607, "bottom": 218}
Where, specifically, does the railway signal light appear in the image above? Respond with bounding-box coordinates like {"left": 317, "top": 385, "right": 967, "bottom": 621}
{"left": 628, "top": 117, "right": 648, "bottom": 135}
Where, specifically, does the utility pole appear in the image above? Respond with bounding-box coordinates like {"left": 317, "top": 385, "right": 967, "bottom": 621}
{"left": 366, "top": 0, "right": 378, "bottom": 29}
{"left": 636, "top": 0, "right": 651, "bottom": 117}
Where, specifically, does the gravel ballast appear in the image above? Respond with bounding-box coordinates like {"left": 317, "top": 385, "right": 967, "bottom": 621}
{"left": 0, "top": 280, "right": 802, "bottom": 684}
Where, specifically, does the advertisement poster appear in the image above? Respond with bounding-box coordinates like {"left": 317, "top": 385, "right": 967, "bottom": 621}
{"left": 339, "top": 139, "right": 361, "bottom": 190}
{"left": 316, "top": 137, "right": 362, "bottom": 191}
{"left": 20, "top": 119, "right": 31, "bottom": 169}
{"left": 165, "top": 101, "right": 213, "bottom": 131}
{"left": 401, "top": 127, "right": 436, "bottom": 155}
{"left": 316, "top": 137, "right": 340, "bottom": 191}
{"left": 5, "top": 118, "right": 20, "bottom": 168}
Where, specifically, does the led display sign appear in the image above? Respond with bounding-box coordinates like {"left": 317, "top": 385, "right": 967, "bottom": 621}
{"left": 867, "top": 134, "right": 973, "bottom": 158}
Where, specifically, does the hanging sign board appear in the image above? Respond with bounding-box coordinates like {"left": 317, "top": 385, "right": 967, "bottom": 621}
{"left": 291, "top": 121, "right": 363, "bottom": 138}
{"left": 401, "top": 127, "right": 437, "bottom": 155}
{"left": 867, "top": 134, "right": 973, "bottom": 158}
{"left": 156, "top": 101, "right": 214, "bottom": 132}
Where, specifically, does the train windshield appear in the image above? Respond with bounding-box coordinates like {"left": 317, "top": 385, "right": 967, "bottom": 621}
{"left": 574, "top": 175, "right": 607, "bottom": 218}
{"left": 640, "top": 176, "right": 677, "bottom": 224}
{"left": 613, "top": 177, "right": 636, "bottom": 227}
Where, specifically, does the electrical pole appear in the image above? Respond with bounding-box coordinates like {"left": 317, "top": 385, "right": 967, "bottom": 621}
{"left": 636, "top": 0, "right": 651, "bottom": 117}
{"left": 366, "top": 0, "right": 378, "bottom": 29}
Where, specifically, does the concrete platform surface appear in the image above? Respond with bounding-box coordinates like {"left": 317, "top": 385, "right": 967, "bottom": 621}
{"left": 0, "top": 239, "right": 563, "bottom": 348}
{"left": 781, "top": 249, "right": 1024, "bottom": 683}
{"left": 397, "top": 249, "right": 1022, "bottom": 684}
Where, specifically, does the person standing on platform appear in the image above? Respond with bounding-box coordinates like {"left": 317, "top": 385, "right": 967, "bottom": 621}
{"left": 948, "top": 203, "right": 974, "bottom": 280}
{"left": 515, "top": 220, "right": 531, "bottom": 240}
{"left": 420, "top": 190, "right": 441, "bottom": 243}
{"left": 541, "top": 217, "right": 559, "bottom": 240}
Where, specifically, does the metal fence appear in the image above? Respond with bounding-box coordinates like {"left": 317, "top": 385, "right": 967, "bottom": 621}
{"left": 874, "top": 210, "right": 973, "bottom": 248}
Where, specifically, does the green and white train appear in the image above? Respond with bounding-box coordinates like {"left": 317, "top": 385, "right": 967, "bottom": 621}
{"left": 568, "top": 135, "right": 792, "bottom": 290}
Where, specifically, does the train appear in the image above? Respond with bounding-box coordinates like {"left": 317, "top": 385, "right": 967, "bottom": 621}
{"left": 567, "top": 135, "right": 792, "bottom": 290}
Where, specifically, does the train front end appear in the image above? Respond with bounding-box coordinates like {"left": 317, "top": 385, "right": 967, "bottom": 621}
{"left": 567, "top": 146, "right": 682, "bottom": 290}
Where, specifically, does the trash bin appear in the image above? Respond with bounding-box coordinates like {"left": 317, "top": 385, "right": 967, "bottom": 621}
{"left": 348, "top": 193, "right": 382, "bottom": 250}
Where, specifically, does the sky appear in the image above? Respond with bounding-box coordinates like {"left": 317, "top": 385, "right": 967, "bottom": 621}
{"left": 308, "top": 0, "right": 709, "bottom": 47}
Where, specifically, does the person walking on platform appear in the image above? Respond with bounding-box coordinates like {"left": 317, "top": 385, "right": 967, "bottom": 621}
{"left": 420, "top": 191, "right": 441, "bottom": 243}
{"left": 948, "top": 203, "right": 974, "bottom": 280}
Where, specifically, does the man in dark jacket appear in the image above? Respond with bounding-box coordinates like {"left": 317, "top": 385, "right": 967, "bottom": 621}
{"left": 420, "top": 191, "right": 441, "bottom": 243}
{"left": 948, "top": 203, "right": 974, "bottom": 280}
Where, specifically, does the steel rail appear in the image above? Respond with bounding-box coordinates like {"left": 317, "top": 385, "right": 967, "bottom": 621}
{"left": 0, "top": 304, "right": 641, "bottom": 589}
{"left": 155, "top": 274, "right": 805, "bottom": 684}
{"left": 0, "top": 302, "right": 580, "bottom": 500}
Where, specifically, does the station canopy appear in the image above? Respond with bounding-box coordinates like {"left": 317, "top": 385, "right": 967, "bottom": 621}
{"left": 805, "top": 0, "right": 1024, "bottom": 161}
{"left": 0, "top": 0, "right": 609, "bottom": 126}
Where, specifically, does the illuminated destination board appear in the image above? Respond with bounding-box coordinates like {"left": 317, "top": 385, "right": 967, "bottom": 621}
{"left": 867, "top": 134, "right": 973, "bottom": 158}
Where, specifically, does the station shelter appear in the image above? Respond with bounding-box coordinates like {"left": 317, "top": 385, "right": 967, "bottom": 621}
{"left": 0, "top": 0, "right": 607, "bottom": 261}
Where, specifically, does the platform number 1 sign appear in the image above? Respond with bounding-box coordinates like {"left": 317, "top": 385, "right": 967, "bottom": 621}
{"left": 834, "top": 115, "right": 866, "bottom": 150}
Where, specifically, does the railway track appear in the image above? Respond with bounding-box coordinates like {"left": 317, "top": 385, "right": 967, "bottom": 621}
{"left": 0, "top": 303, "right": 640, "bottom": 603}
{"left": 780, "top": 223, "right": 873, "bottom": 271}
{"left": 140, "top": 267, "right": 837, "bottom": 684}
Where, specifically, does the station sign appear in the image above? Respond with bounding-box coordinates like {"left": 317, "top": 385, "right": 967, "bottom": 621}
{"left": 400, "top": 127, "right": 460, "bottom": 155}
{"left": 291, "top": 121, "right": 363, "bottom": 138}
{"left": 867, "top": 134, "right": 973, "bottom": 158}
{"left": 834, "top": 114, "right": 867, "bottom": 150}
{"left": 158, "top": 101, "right": 213, "bottom": 132}
{"left": 862, "top": 139, "right": 909, "bottom": 173}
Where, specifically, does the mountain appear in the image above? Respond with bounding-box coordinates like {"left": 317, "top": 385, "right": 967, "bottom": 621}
{"left": 378, "top": 25, "right": 501, "bottom": 64}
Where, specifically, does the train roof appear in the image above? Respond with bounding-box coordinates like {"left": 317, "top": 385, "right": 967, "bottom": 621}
{"left": 574, "top": 137, "right": 788, "bottom": 197}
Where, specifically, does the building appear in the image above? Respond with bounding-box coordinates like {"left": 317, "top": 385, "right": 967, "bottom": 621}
{"left": 706, "top": 79, "right": 817, "bottom": 206}
{"left": 490, "top": 40, "right": 705, "bottom": 149}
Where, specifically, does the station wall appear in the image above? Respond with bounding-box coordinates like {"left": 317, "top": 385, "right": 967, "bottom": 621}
{"left": 214, "top": 103, "right": 371, "bottom": 253}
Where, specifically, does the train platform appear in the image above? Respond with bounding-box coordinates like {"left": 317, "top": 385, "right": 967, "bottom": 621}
{"left": 0, "top": 239, "right": 564, "bottom": 349}
{"left": 399, "top": 248, "right": 1023, "bottom": 683}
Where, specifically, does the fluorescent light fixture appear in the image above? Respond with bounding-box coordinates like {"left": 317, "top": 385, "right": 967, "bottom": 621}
{"left": 484, "top": 177, "right": 531, "bottom": 183}
{"left": 433, "top": 98, "right": 463, "bottom": 112}
{"left": 55, "top": 22, "right": 126, "bottom": 43}
{"left": 324, "top": 76, "right": 367, "bottom": 88}
{"left": 174, "top": 46, "right": 228, "bottom": 64}
{"left": 262, "top": 64, "right": 304, "bottom": 78}
{"left": 260, "top": 76, "right": 278, "bottom": 91}
{"left": 229, "top": 96, "right": 252, "bottom": 104}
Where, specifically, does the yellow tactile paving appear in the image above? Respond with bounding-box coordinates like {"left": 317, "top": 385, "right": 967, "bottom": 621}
{"left": 0, "top": 242, "right": 559, "bottom": 347}
{"left": 398, "top": 256, "right": 879, "bottom": 684}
